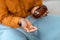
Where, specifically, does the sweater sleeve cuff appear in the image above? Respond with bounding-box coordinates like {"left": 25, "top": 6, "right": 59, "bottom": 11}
{"left": 10, "top": 17, "right": 20, "bottom": 28}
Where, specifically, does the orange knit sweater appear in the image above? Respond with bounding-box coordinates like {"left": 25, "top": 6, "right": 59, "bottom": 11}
{"left": 0, "top": 0, "right": 42, "bottom": 28}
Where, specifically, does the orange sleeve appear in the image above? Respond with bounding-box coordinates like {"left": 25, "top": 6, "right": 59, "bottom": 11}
{"left": 34, "top": 0, "right": 42, "bottom": 6}
{"left": 0, "top": 0, "right": 20, "bottom": 28}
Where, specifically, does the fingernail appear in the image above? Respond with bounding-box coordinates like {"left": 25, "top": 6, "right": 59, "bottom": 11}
{"left": 27, "top": 30, "right": 30, "bottom": 32}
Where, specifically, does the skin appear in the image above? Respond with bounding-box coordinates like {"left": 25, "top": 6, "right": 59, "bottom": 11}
{"left": 31, "top": 5, "right": 48, "bottom": 19}
{"left": 18, "top": 18, "right": 37, "bottom": 32}
{"left": 18, "top": 5, "right": 48, "bottom": 32}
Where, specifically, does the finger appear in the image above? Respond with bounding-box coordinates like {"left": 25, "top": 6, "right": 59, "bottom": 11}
{"left": 42, "top": 12, "right": 47, "bottom": 17}
{"left": 32, "top": 26, "right": 37, "bottom": 30}
{"left": 24, "top": 27, "right": 30, "bottom": 32}
{"left": 29, "top": 26, "right": 37, "bottom": 32}
{"left": 22, "top": 25, "right": 30, "bottom": 32}
{"left": 25, "top": 19, "right": 32, "bottom": 26}
{"left": 21, "top": 21, "right": 29, "bottom": 32}
{"left": 22, "top": 24, "right": 30, "bottom": 32}
{"left": 44, "top": 11, "right": 49, "bottom": 16}
{"left": 30, "top": 26, "right": 37, "bottom": 29}
{"left": 29, "top": 28, "right": 37, "bottom": 32}
{"left": 31, "top": 6, "right": 40, "bottom": 14}
{"left": 46, "top": 10, "right": 49, "bottom": 13}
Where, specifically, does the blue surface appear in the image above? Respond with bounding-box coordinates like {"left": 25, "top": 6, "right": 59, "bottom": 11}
{"left": 0, "top": 15, "right": 60, "bottom": 40}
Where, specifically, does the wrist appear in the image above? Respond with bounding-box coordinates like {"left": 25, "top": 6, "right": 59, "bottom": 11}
{"left": 18, "top": 18, "right": 25, "bottom": 27}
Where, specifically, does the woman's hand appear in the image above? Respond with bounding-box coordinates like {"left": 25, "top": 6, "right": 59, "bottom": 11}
{"left": 18, "top": 18, "right": 37, "bottom": 32}
{"left": 31, "top": 5, "right": 48, "bottom": 18}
